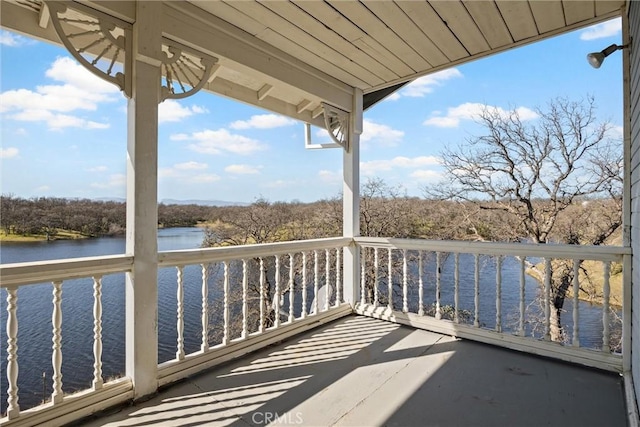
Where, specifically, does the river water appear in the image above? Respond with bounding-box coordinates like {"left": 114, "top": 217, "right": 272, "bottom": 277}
{"left": 0, "top": 228, "right": 615, "bottom": 414}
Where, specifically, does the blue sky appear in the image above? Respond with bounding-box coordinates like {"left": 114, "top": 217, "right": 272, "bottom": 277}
{"left": 0, "top": 18, "right": 623, "bottom": 204}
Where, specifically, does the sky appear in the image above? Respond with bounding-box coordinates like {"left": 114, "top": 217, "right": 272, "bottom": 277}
{"left": 0, "top": 18, "right": 624, "bottom": 204}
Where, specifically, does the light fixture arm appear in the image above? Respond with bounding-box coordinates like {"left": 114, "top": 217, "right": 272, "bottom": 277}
{"left": 587, "top": 42, "right": 630, "bottom": 68}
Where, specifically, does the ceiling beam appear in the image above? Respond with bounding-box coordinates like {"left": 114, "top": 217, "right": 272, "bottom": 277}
{"left": 162, "top": 1, "right": 354, "bottom": 112}
{"left": 204, "top": 77, "right": 326, "bottom": 128}
{"left": 1, "top": 1, "right": 59, "bottom": 45}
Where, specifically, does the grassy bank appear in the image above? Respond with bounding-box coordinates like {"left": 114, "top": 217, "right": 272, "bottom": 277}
{"left": 579, "top": 259, "right": 623, "bottom": 307}
{"left": 0, "top": 230, "right": 88, "bottom": 242}
{"left": 527, "top": 259, "right": 623, "bottom": 308}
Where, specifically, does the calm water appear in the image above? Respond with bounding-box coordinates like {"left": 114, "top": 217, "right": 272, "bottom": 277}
{"left": 0, "top": 227, "right": 207, "bottom": 414}
{"left": 0, "top": 229, "right": 615, "bottom": 413}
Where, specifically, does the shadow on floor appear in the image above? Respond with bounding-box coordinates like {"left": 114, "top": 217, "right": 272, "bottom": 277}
{"left": 79, "top": 315, "right": 626, "bottom": 427}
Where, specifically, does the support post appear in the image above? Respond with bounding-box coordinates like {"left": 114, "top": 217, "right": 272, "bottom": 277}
{"left": 342, "top": 89, "right": 362, "bottom": 307}
{"left": 125, "top": 1, "right": 162, "bottom": 400}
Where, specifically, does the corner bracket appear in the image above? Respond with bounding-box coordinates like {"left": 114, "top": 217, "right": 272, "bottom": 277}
{"left": 160, "top": 38, "right": 218, "bottom": 102}
{"left": 322, "top": 102, "right": 350, "bottom": 151}
{"left": 47, "top": 1, "right": 132, "bottom": 97}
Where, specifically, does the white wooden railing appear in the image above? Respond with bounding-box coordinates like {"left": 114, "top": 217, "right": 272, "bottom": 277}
{"left": 0, "top": 255, "right": 135, "bottom": 426}
{"left": 155, "top": 237, "right": 352, "bottom": 386}
{"left": 0, "top": 237, "right": 351, "bottom": 426}
{"left": 354, "top": 237, "right": 631, "bottom": 372}
{"left": 0, "top": 236, "right": 631, "bottom": 426}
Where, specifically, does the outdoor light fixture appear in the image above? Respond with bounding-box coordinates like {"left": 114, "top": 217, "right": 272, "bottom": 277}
{"left": 587, "top": 43, "right": 628, "bottom": 68}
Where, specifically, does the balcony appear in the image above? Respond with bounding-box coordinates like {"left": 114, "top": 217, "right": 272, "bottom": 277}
{"left": 83, "top": 315, "right": 626, "bottom": 427}
{"left": 0, "top": 237, "right": 634, "bottom": 426}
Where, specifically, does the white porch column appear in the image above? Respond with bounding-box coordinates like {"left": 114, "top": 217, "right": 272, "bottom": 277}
{"left": 125, "top": 2, "right": 162, "bottom": 399}
{"left": 342, "top": 89, "right": 363, "bottom": 307}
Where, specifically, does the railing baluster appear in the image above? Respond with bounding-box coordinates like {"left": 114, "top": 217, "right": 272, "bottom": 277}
{"left": 418, "top": 251, "right": 424, "bottom": 316}
{"left": 374, "top": 248, "right": 379, "bottom": 308}
{"left": 176, "top": 266, "right": 185, "bottom": 360}
{"left": 572, "top": 260, "right": 580, "bottom": 347}
{"left": 519, "top": 257, "right": 526, "bottom": 337}
{"left": 335, "top": 248, "right": 341, "bottom": 306}
{"left": 259, "top": 258, "right": 265, "bottom": 331}
{"left": 402, "top": 249, "right": 408, "bottom": 313}
{"left": 474, "top": 254, "right": 480, "bottom": 327}
{"left": 323, "top": 249, "right": 331, "bottom": 311}
{"left": 302, "top": 252, "right": 308, "bottom": 318}
{"left": 288, "top": 253, "right": 295, "bottom": 323}
{"left": 544, "top": 258, "right": 551, "bottom": 341}
{"left": 454, "top": 253, "right": 459, "bottom": 323}
{"left": 325, "top": 249, "right": 331, "bottom": 311}
{"left": 242, "top": 259, "right": 248, "bottom": 338}
{"left": 360, "top": 248, "right": 366, "bottom": 306}
{"left": 51, "top": 280, "right": 63, "bottom": 404}
{"left": 435, "top": 252, "right": 441, "bottom": 320}
{"left": 313, "top": 250, "right": 319, "bottom": 314}
{"left": 602, "top": 261, "right": 611, "bottom": 353}
{"left": 275, "top": 255, "right": 281, "bottom": 327}
{"left": 6, "top": 286, "right": 20, "bottom": 419}
{"left": 387, "top": 248, "right": 393, "bottom": 311}
{"left": 92, "top": 275, "right": 103, "bottom": 389}
{"left": 496, "top": 256, "right": 502, "bottom": 332}
{"left": 223, "top": 261, "right": 229, "bottom": 344}
{"left": 201, "top": 263, "right": 209, "bottom": 351}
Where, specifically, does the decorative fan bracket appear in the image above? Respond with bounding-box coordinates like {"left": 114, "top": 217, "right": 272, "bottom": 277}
{"left": 160, "top": 38, "right": 218, "bottom": 102}
{"left": 47, "top": 1, "right": 133, "bottom": 97}
{"left": 322, "top": 102, "right": 350, "bottom": 151}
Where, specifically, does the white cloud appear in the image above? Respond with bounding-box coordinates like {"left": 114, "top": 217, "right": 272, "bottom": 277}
{"left": 361, "top": 119, "right": 404, "bottom": 146}
{"left": 45, "top": 57, "right": 117, "bottom": 96}
{"left": 0, "top": 30, "right": 27, "bottom": 47}
{"left": 8, "top": 110, "right": 110, "bottom": 130}
{"left": 361, "top": 156, "right": 440, "bottom": 175}
{"left": 609, "top": 125, "right": 624, "bottom": 139}
{"left": 388, "top": 68, "right": 463, "bottom": 100}
{"left": 0, "top": 147, "right": 19, "bottom": 158}
{"left": 36, "top": 185, "right": 51, "bottom": 192}
{"left": 91, "top": 174, "right": 125, "bottom": 189}
{"left": 158, "top": 100, "right": 207, "bottom": 123}
{"left": 1, "top": 57, "right": 117, "bottom": 129}
{"left": 86, "top": 166, "right": 108, "bottom": 172}
{"left": 229, "top": 114, "right": 295, "bottom": 130}
{"left": 174, "top": 161, "right": 208, "bottom": 170}
{"left": 424, "top": 103, "right": 538, "bottom": 128}
{"left": 225, "top": 164, "right": 261, "bottom": 174}
{"left": 173, "top": 128, "right": 267, "bottom": 155}
{"left": 580, "top": 18, "right": 621, "bottom": 41}
{"left": 410, "top": 170, "right": 442, "bottom": 181}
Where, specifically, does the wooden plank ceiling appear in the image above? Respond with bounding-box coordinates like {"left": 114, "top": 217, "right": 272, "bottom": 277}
{"left": 191, "top": 0, "right": 623, "bottom": 93}
{"left": 2, "top": 0, "right": 625, "bottom": 121}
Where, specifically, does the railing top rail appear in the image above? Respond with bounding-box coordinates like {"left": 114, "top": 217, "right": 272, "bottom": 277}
{"left": 354, "top": 237, "right": 630, "bottom": 261}
{"left": 158, "top": 236, "right": 352, "bottom": 266}
{"left": 0, "top": 254, "right": 134, "bottom": 288}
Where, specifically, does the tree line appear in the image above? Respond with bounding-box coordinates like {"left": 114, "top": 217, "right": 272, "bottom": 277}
{"left": 0, "top": 196, "right": 213, "bottom": 239}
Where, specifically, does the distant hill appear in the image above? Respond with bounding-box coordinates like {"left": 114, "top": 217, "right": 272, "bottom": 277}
{"left": 161, "top": 199, "right": 249, "bottom": 207}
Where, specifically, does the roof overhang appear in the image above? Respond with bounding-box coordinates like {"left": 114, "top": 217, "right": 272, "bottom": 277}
{"left": 1, "top": 0, "right": 627, "bottom": 119}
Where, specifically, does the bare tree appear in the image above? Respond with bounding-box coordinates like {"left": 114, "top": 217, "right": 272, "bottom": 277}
{"left": 427, "top": 96, "right": 622, "bottom": 342}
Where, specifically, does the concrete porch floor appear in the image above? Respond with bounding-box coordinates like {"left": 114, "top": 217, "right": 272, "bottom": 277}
{"left": 79, "top": 315, "right": 627, "bottom": 427}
